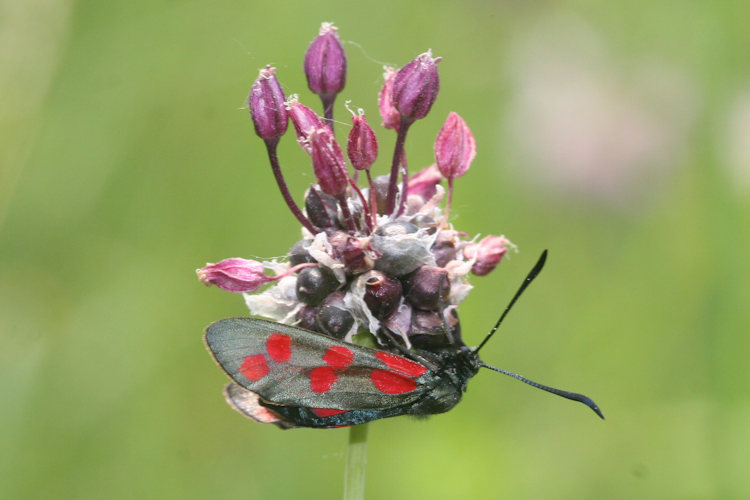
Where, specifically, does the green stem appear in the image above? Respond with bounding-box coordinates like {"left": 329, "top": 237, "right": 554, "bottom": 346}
{"left": 343, "top": 423, "right": 369, "bottom": 500}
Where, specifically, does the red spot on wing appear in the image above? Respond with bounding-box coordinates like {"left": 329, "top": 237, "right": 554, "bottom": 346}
{"left": 374, "top": 352, "right": 427, "bottom": 377}
{"left": 323, "top": 346, "right": 354, "bottom": 369}
{"left": 370, "top": 369, "right": 418, "bottom": 394}
{"left": 311, "top": 408, "right": 349, "bottom": 417}
{"left": 239, "top": 354, "right": 269, "bottom": 381}
{"left": 310, "top": 366, "right": 338, "bottom": 393}
{"left": 266, "top": 333, "right": 292, "bottom": 363}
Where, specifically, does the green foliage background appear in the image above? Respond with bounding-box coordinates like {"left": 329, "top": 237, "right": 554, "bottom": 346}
{"left": 2, "top": 1, "right": 749, "bottom": 498}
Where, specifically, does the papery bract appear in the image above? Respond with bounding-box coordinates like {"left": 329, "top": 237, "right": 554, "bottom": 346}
{"left": 378, "top": 67, "right": 400, "bottom": 130}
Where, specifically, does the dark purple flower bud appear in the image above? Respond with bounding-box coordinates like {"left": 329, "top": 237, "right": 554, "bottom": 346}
{"left": 328, "top": 232, "right": 374, "bottom": 275}
{"left": 197, "top": 258, "right": 269, "bottom": 293}
{"left": 378, "top": 67, "right": 400, "bottom": 130}
{"left": 409, "top": 306, "right": 461, "bottom": 349}
{"left": 392, "top": 51, "right": 441, "bottom": 122}
{"left": 463, "top": 235, "right": 511, "bottom": 276}
{"left": 305, "top": 186, "right": 341, "bottom": 229}
{"left": 309, "top": 127, "right": 349, "bottom": 197}
{"left": 248, "top": 66, "right": 288, "bottom": 142}
{"left": 435, "top": 112, "right": 476, "bottom": 180}
{"left": 288, "top": 239, "right": 316, "bottom": 266}
{"left": 404, "top": 265, "right": 450, "bottom": 310}
{"left": 408, "top": 164, "right": 442, "bottom": 201}
{"left": 304, "top": 22, "right": 347, "bottom": 98}
{"left": 431, "top": 240, "right": 456, "bottom": 267}
{"left": 372, "top": 221, "right": 430, "bottom": 276}
{"left": 316, "top": 292, "right": 354, "bottom": 339}
{"left": 286, "top": 96, "right": 327, "bottom": 154}
{"left": 361, "top": 270, "right": 403, "bottom": 318}
{"left": 296, "top": 305, "right": 319, "bottom": 331}
{"left": 347, "top": 113, "right": 378, "bottom": 171}
{"left": 295, "top": 265, "right": 339, "bottom": 305}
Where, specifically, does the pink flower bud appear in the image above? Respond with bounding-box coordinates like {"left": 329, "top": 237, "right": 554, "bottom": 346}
{"left": 378, "top": 67, "right": 400, "bottom": 130}
{"left": 197, "top": 258, "right": 271, "bottom": 293}
{"left": 408, "top": 164, "right": 442, "bottom": 200}
{"left": 304, "top": 22, "right": 347, "bottom": 98}
{"left": 286, "top": 96, "right": 327, "bottom": 154}
{"left": 347, "top": 113, "right": 378, "bottom": 170}
{"left": 248, "top": 66, "right": 288, "bottom": 142}
{"left": 393, "top": 51, "right": 441, "bottom": 122}
{"left": 435, "top": 112, "right": 476, "bottom": 180}
{"left": 309, "top": 127, "right": 349, "bottom": 197}
{"left": 463, "top": 235, "right": 511, "bottom": 276}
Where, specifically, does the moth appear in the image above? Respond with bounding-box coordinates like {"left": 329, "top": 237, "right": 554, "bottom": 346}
{"left": 204, "top": 251, "right": 604, "bottom": 428}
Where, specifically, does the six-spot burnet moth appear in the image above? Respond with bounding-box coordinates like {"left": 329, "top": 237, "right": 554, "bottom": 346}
{"left": 204, "top": 250, "right": 604, "bottom": 429}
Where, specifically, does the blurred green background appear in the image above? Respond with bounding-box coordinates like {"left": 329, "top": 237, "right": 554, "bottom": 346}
{"left": 2, "top": 0, "right": 749, "bottom": 498}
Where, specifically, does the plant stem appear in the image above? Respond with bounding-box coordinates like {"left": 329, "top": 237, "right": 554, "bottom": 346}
{"left": 343, "top": 423, "right": 369, "bottom": 500}
{"left": 385, "top": 119, "right": 413, "bottom": 215}
{"left": 264, "top": 139, "right": 317, "bottom": 234}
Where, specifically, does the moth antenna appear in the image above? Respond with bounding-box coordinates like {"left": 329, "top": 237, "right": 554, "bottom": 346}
{"left": 475, "top": 250, "right": 547, "bottom": 353}
{"left": 480, "top": 363, "right": 604, "bottom": 419}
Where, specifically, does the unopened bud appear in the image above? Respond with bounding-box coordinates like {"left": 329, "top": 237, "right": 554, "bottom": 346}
{"left": 304, "top": 23, "right": 347, "bottom": 98}
{"left": 361, "top": 270, "right": 403, "bottom": 318}
{"left": 392, "top": 51, "right": 441, "bottom": 122}
{"left": 197, "top": 258, "right": 269, "bottom": 293}
{"left": 248, "top": 66, "right": 288, "bottom": 142}
{"left": 305, "top": 186, "right": 341, "bottom": 229}
{"left": 316, "top": 292, "right": 354, "bottom": 339}
{"left": 435, "top": 112, "right": 476, "bottom": 180}
{"left": 309, "top": 127, "right": 349, "bottom": 197}
{"left": 286, "top": 96, "right": 327, "bottom": 154}
{"left": 296, "top": 265, "right": 339, "bottom": 305}
{"left": 464, "top": 235, "right": 511, "bottom": 276}
{"left": 404, "top": 265, "right": 450, "bottom": 310}
{"left": 288, "top": 239, "right": 316, "bottom": 266}
{"left": 347, "top": 113, "right": 378, "bottom": 170}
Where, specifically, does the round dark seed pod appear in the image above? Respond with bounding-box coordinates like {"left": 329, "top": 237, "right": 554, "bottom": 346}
{"left": 296, "top": 305, "right": 319, "bottom": 331}
{"left": 316, "top": 293, "right": 355, "bottom": 339}
{"left": 362, "top": 270, "right": 403, "bottom": 318}
{"left": 403, "top": 265, "right": 450, "bottom": 310}
{"left": 431, "top": 240, "right": 456, "bottom": 267}
{"left": 288, "top": 239, "right": 316, "bottom": 266}
{"left": 295, "top": 266, "right": 339, "bottom": 306}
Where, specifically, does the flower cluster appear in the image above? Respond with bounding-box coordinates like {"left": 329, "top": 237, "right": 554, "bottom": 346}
{"left": 198, "top": 23, "right": 513, "bottom": 350}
